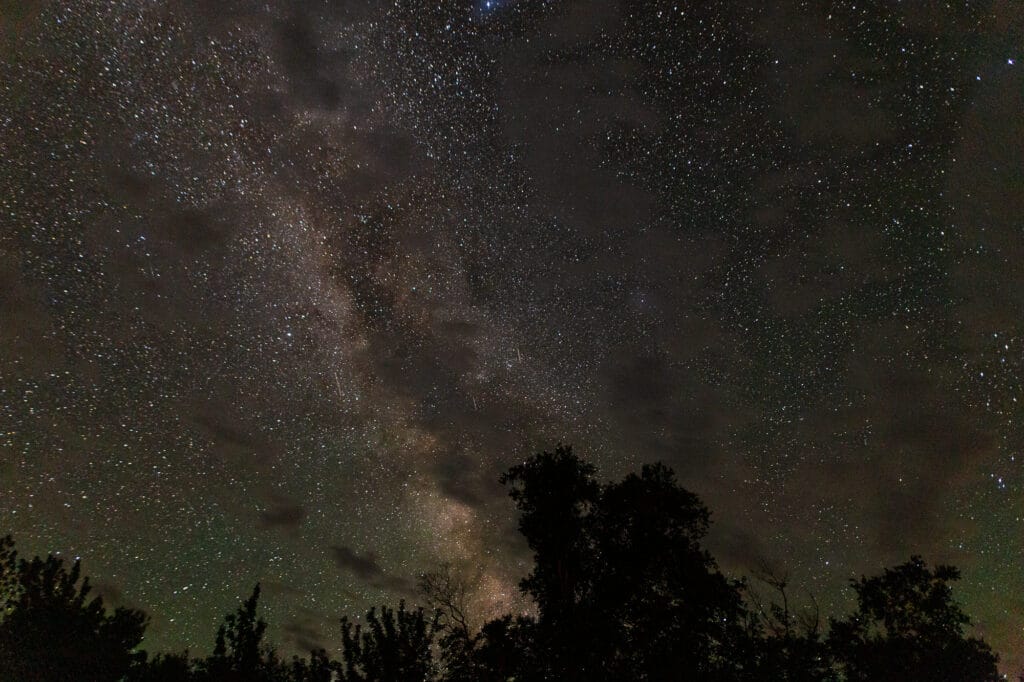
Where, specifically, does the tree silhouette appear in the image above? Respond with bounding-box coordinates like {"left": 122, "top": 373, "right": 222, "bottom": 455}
{"left": 289, "top": 648, "right": 335, "bottom": 682}
{"left": 195, "top": 583, "right": 289, "bottom": 682}
{"left": 0, "top": 535, "right": 148, "bottom": 682}
{"left": 501, "top": 446, "right": 600, "bottom": 621}
{"left": 745, "top": 568, "right": 835, "bottom": 682}
{"left": 0, "top": 535, "right": 17, "bottom": 614}
{"left": 589, "top": 461, "right": 750, "bottom": 680}
{"left": 418, "top": 563, "right": 476, "bottom": 680}
{"left": 127, "top": 651, "right": 193, "bottom": 681}
{"left": 499, "top": 446, "right": 750, "bottom": 681}
{"left": 337, "top": 600, "right": 440, "bottom": 682}
{"left": 0, "top": 449, "right": 1010, "bottom": 682}
{"left": 465, "top": 613, "right": 539, "bottom": 682}
{"left": 827, "top": 556, "right": 999, "bottom": 682}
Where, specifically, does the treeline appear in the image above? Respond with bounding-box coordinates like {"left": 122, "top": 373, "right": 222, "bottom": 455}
{"left": 0, "top": 447, "right": 1004, "bottom": 681}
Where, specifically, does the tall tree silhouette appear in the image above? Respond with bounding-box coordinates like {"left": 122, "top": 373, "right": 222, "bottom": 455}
{"left": 0, "top": 535, "right": 148, "bottom": 682}
{"left": 418, "top": 563, "right": 475, "bottom": 680}
{"left": 501, "top": 447, "right": 600, "bottom": 621}
{"left": 499, "top": 446, "right": 750, "bottom": 681}
{"left": 827, "top": 556, "right": 999, "bottom": 682}
{"left": 337, "top": 600, "right": 440, "bottom": 682}
{"left": 195, "top": 583, "right": 288, "bottom": 682}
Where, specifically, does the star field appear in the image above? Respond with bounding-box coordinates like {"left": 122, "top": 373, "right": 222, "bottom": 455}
{"left": 1, "top": 0, "right": 1022, "bottom": 673}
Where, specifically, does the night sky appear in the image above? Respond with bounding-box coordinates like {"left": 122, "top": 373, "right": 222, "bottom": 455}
{"left": 2, "top": 0, "right": 1022, "bottom": 672}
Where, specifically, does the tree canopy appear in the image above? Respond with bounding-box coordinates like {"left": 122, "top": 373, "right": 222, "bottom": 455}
{"left": 827, "top": 557, "right": 1000, "bottom": 682}
{"left": 0, "top": 446, "right": 1003, "bottom": 681}
{"left": 0, "top": 534, "right": 148, "bottom": 682}
{"left": 501, "top": 448, "right": 750, "bottom": 680}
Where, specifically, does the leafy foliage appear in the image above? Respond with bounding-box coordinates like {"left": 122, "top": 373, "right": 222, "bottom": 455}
{"left": 501, "top": 445, "right": 601, "bottom": 619}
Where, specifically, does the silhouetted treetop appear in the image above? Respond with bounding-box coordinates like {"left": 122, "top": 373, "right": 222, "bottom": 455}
{"left": 195, "top": 583, "right": 290, "bottom": 682}
{"left": 338, "top": 600, "right": 439, "bottom": 682}
{"left": 500, "top": 446, "right": 749, "bottom": 681}
{"left": 500, "top": 445, "right": 601, "bottom": 616}
{"left": 828, "top": 556, "right": 999, "bottom": 682}
{"left": 0, "top": 535, "right": 148, "bottom": 682}
{"left": 0, "top": 447, "right": 1009, "bottom": 682}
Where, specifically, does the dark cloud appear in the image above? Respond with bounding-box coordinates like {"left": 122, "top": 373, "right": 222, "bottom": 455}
{"left": 282, "top": 617, "right": 328, "bottom": 655}
{"left": 434, "top": 453, "right": 504, "bottom": 509}
{"left": 328, "top": 545, "right": 384, "bottom": 580}
{"left": 100, "top": 172, "right": 238, "bottom": 257}
{"left": 91, "top": 579, "right": 125, "bottom": 607}
{"left": 271, "top": 8, "right": 373, "bottom": 113}
{"left": 872, "top": 399, "right": 994, "bottom": 556}
{"left": 186, "top": 409, "right": 289, "bottom": 482}
{"left": 710, "top": 526, "right": 775, "bottom": 579}
{"left": 0, "top": 0, "right": 44, "bottom": 48}
{"left": 191, "top": 412, "right": 264, "bottom": 454}
{"left": 329, "top": 545, "right": 414, "bottom": 593}
{"left": 259, "top": 579, "right": 306, "bottom": 598}
{"left": 756, "top": 5, "right": 897, "bottom": 151}
{"left": 257, "top": 495, "right": 307, "bottom": 530}
{"left": 92, "top": 578, "right": 148, "bottom": 616}
{"left": 601, "top": 353, "right": 730, "bottom": 475}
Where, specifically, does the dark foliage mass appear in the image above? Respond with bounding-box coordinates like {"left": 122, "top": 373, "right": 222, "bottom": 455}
{"left": 0, "top": 535, "right": 148, "bottom": 681}
{"left": 827, "top": 559, "right": 1000, "bottom": 682}
{"left": 499, "top": 450, "right": 750, "bottom": 680}
{"left": 0, "top": 447, "right": 1002, "bottom": 681}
